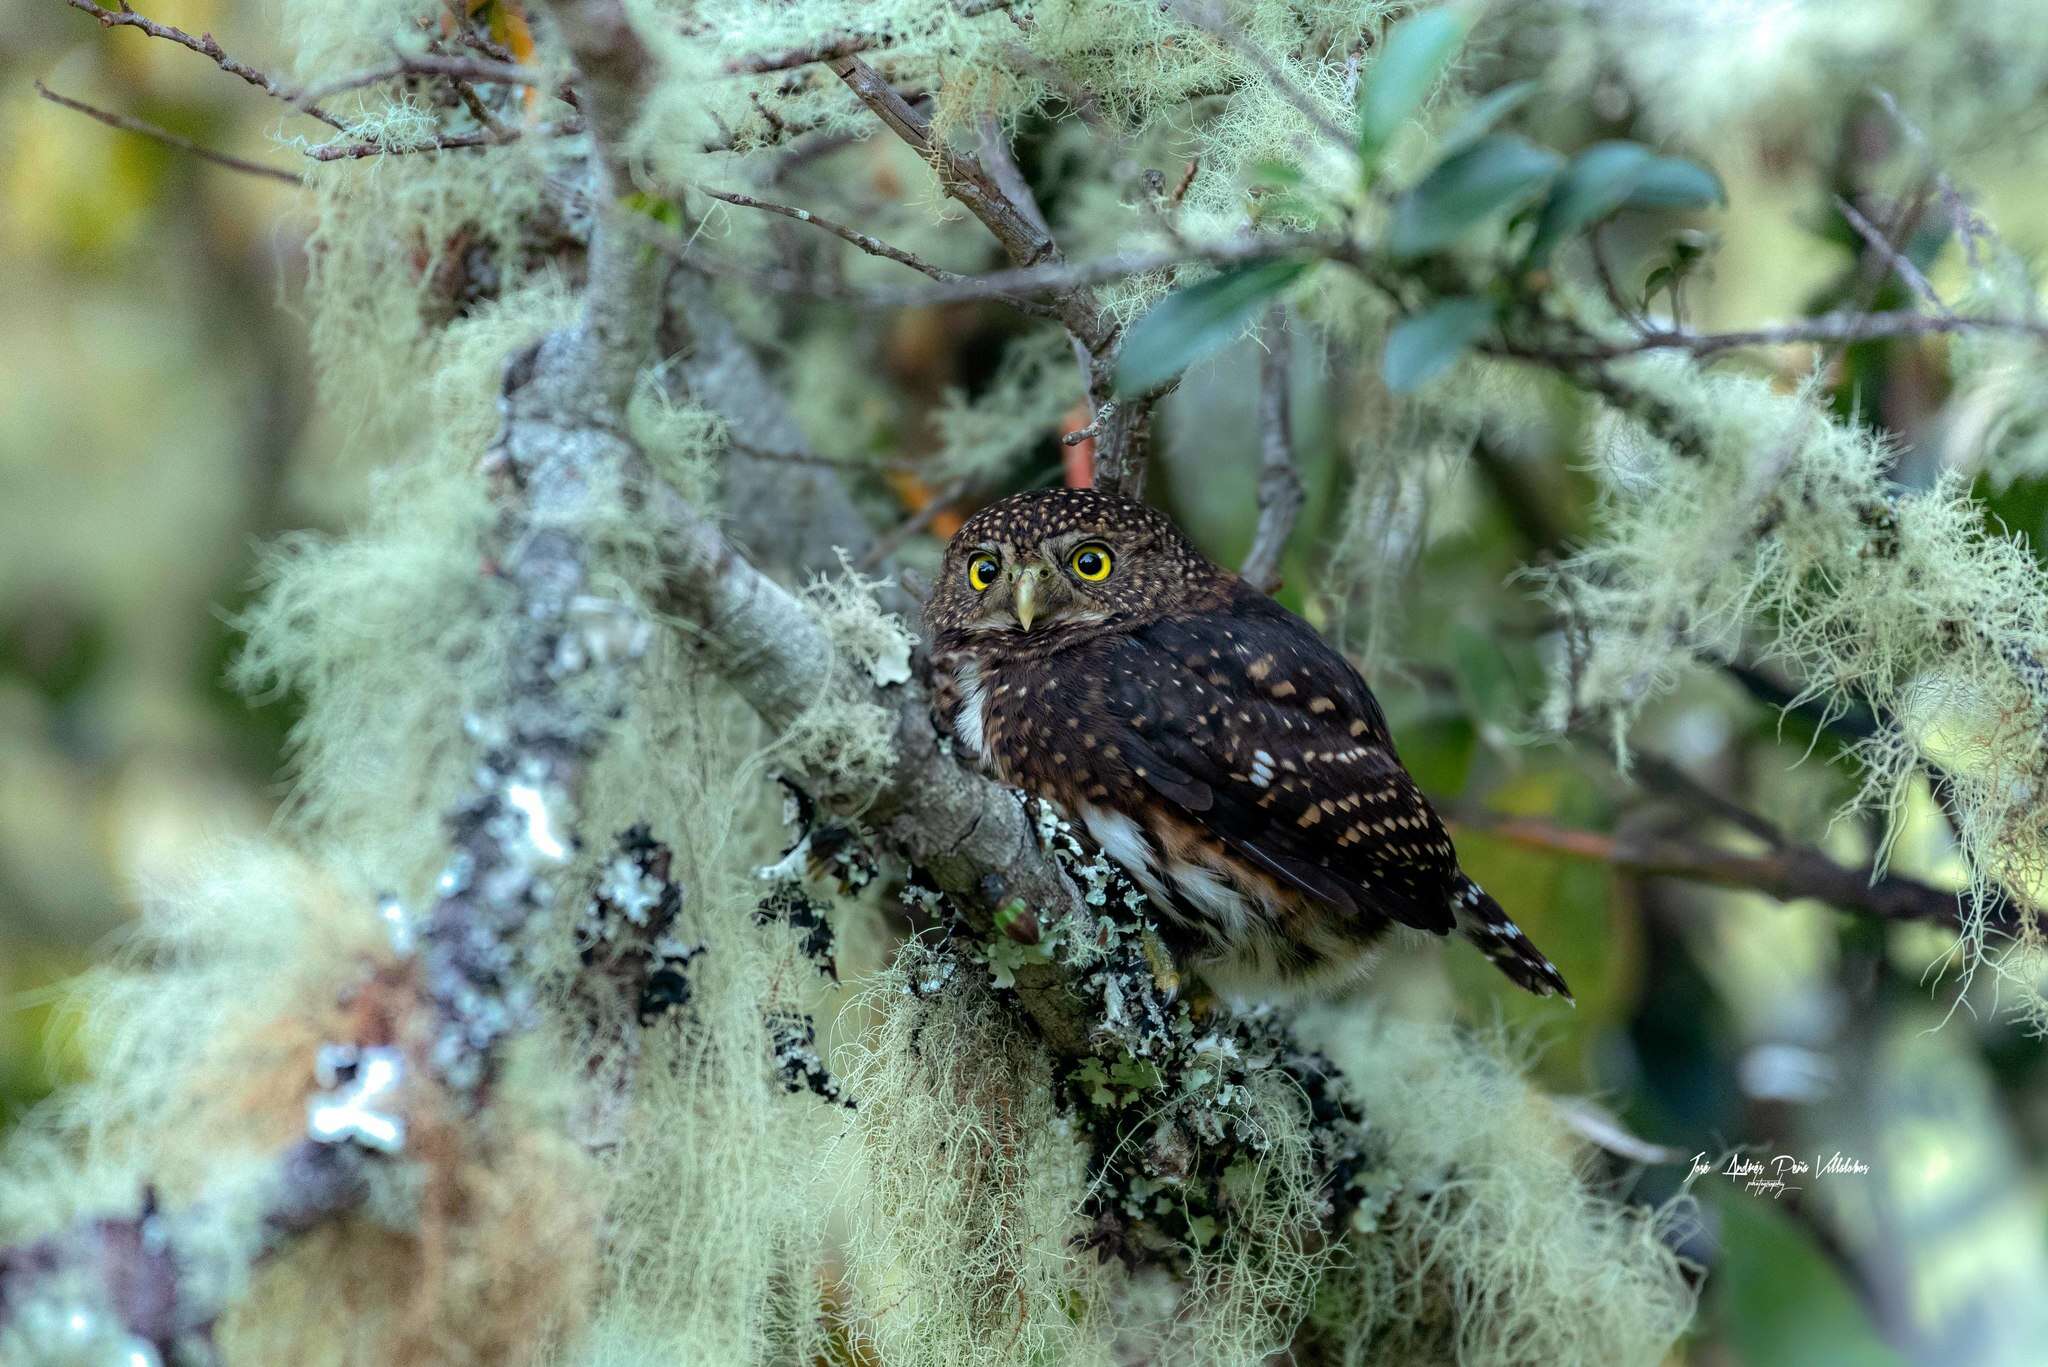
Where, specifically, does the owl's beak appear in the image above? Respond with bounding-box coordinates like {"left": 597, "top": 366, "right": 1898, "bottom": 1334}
{"left": 1012, "top": 565, "right": 1045, "bottom": 631}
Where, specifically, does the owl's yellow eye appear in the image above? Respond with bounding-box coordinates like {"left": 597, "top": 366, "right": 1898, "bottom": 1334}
{"left": 1070, "top": 543, "right": 1114, "bottom": 582}
{"left": 968, "top": 554, "right": 1000, "bottom": 592}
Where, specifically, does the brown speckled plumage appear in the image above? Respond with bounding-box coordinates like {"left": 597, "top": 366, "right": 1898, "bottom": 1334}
{"left": 925, "top": 487, "right": 1570, "bottom": 1001}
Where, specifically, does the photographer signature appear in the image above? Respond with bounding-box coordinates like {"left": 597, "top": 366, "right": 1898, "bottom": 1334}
{"left": 1689, "top": 1151, "right": 1870, "bottom": 1199}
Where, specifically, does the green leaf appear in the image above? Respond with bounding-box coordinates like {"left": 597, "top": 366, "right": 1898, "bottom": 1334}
{"left": 1389, "top": 135, "right": 1564, "bottom": 257}
{"left": 1382, "top": 295, "right": 1496, "bottom": 391}
{"left": 625, "top": 190, "right": 682, "bottom": 229}
{"left": 1448, "top": 620, "right": 1521, "bottom": 724}
{"left": 1525, "top": 142, "right": 1726, "bottom": 265}
{"left": 1525, "top": 140, "right": 1656, "bottom": 266}
{"left": 1113, "top": 259, "right": 1309, "bottom": 394}
{"left": 1438, "top": 80, "right": 1537, "bottom": 157}
{"left": 1358, "top": 6, "right": 1472, "bottom": 166}
{"left": 1624, "top": 154, "right": 1725, "bottom": 209}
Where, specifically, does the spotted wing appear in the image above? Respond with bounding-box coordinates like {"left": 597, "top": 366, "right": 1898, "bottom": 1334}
{"left": 1095, "top": 592, "right": 1457, "bottom": 936}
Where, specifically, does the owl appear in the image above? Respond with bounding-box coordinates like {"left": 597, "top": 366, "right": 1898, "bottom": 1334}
{"left": 924, "top": 487, "right": 1571, "bottom": 1002}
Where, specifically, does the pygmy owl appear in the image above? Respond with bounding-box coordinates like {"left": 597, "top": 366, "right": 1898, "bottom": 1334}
{"left": 924, "top": 487, "right": 1570, "bottom": 1002}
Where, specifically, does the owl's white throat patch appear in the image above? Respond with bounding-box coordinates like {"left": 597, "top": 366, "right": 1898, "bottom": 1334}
{"left": 951, "top": 657, "right": 994, "bottom": 768}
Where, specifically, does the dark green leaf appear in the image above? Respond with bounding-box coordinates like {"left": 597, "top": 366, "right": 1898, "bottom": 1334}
{"left": 1439, "top": 80, "right": 1537, "bottom": 156}
{"left": 1624, "top": 154, "right": 1725, "bottom": 209}
{"left": 1525, "top": 140, "right": 1656, "bottom": 266}
{"left": 1526, "top": 143, "right": 1726, "bottom": 265}
{"left": 1358, "top": 7, "right": 1472, "bottom": 166}
{"left": 1113, "top": 259, "right": 1309, "bottom": 395}
{"left": 1448, "top": 621, "right": 1522, "bottom": 725}
{"left": 1383, "top": 295, "right": 1496, "bottom": 391}
{"left": 1389, "top": 135, "right": 1564, "bottom": 257}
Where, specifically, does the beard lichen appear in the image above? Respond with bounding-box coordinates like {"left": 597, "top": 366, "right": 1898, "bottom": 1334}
{"left": 1539, "top": 361, "right": 2048, "bottom": 1023}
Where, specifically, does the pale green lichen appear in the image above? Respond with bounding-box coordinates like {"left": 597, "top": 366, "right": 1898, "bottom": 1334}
{"left": 1538, "top": 361, "right": 2048, "bottom": 1022}
{"left": 1298, "top": 1012, "right": 1697, "bottom": 1366}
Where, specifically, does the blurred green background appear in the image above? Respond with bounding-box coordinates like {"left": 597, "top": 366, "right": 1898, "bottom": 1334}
{"left": 8, "top": 4, "right": 2048, "bottom": 1364}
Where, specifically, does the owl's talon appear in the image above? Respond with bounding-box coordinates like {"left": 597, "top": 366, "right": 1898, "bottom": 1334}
{"left": 1139, "top": 929, "right": 1182, "bottom": 1002}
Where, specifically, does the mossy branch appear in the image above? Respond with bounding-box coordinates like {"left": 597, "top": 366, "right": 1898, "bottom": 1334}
{"left": 826, "top": 53, "right": 1163, "bottom": 494}
{"left": 0, "top": 0, "right": 671, "bottom": 1347}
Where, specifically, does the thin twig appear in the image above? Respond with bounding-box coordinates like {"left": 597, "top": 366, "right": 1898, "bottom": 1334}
{"left": 698, "top": 186, "right": 957, "bottom": 280}
{"left": 1834, "top": 192, "right": 1948, "bottom": 315}
{"left": 291, "top": 53, "right": 559, "bottom": 108}
{"left": 803, "top": 232, "right": 1353, "bottom": 310}
{"left": 34, "top": 80, "right": 302, "bottom": 185}
{"left": 1241, "top": 303, "right": 1303, "bottom": 594}
{"left": 1490, "top": 309, "right": 2048, "bottom": 363}
{"left": 1452, "top": 812, "right": 1982, "bottom": 930}
{"left": 62, "top": 0, "right": 348, "bottom": 130}
{"left": 855, "top": 474, "right": 974, "bottom": 571}
{"left": 1588, "top": 225, "right": 1645, "bottom": 331}
{"left": 825, "top": 53, "right": 1184, "bottom": 492}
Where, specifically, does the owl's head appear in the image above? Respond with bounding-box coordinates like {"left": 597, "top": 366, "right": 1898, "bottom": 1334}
{"left": 924, "top": 488, "right": 1226, "bottom": 644}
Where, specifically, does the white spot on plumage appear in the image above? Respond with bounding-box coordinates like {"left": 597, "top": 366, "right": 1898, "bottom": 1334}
{"left": 952, "top": 657, "right": 993, "bottom": 767}
{"left": 1249, "top": 748, "right": 1276, "bottom": 788}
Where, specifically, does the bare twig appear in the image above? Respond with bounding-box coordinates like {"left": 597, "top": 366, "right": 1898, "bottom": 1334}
{"left": 694, "top": 185, "right": 1053, "bottom": 321}
{"left": 1452, "top": 812, "right": 1983, "bottom": 930}
{"left": 783, "top": 231, "right": 1352, "bottom": 311}
{"left": 856, "top": 474, "right": 974, "bottom": 571}
{"left": 698, "top": 186, "right": 957, "bottom": 279}
{"left": 1588, "top": 225, "right": 1645, "bottom": 331}
{"left": 291, "top": 53, "right": 558, "bottom": 108}
{"left": 61, "top": 0, "right": 348, "bottom": 130}
{"left": 1241, "top": 303, "right": 1303, "bottom": 593}
{"left": 34, "top": 81, "right": 302, "bottom": 185}
{"left": 1491, "top": 309, "right": 2048, "bottom": 363}
{"left": 1834, "top": 193, "right": 1948, "bottom": 314}
{"left": 827, "top": 53, "right": 1179, "bottom": 493}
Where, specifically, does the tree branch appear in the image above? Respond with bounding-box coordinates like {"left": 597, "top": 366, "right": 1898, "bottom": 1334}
{"left": 0, "top": 0, "right": 669, "bottom": 1345}
{"left": 304, "top": 118, "right": 584, "bottom": 161}
{"left": 1241, "top": 303, "right": 1303, "bottom": 593}
{"left": 1500, "top": 309, "right": 2048, "bottom": 362}
{"left": 289, "top": 53, "right": 560, "bottom": 108}
{"left": 694, "top": 184, "right": 1056, "bottom": 321}
{"left": 827, "top": 54, "right": 1171, "bottom": 493}
{"left": 61, "top": 0, "right": 348, "bottom": 130}
{"left": 1452, "top": 811, "right": 1987, "bottom": 931}
{"left": 34, "top": 81, "right": 302, "bottom": 185}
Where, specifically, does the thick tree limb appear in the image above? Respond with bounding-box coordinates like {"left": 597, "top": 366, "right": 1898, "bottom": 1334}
{"left": 645, "top": 474, "right": 1099, "bottom": 1056}
{"left": 0, "top": 0, "right": 667, "bottom": 1346}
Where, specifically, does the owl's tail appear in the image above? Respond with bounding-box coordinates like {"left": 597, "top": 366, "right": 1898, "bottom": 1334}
{"left": 1451, "top": 876, "right": 1574, "bottom": 1002}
